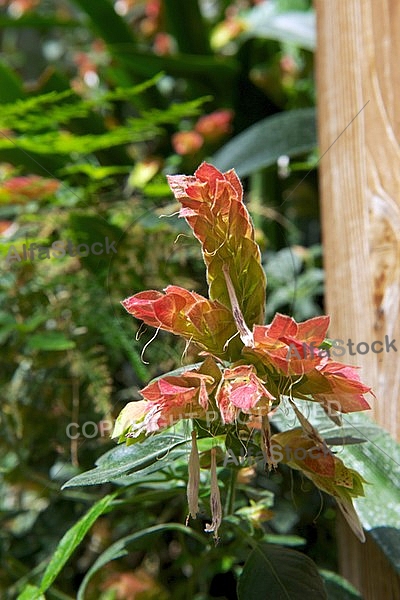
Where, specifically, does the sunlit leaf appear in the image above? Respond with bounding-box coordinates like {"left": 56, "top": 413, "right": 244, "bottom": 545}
{"left": 17, "top": 585, "right": 44, "bottom": 600}
{"left": 62, "top": 434, "right": 187, "bottom": 487}
{"left": 38, "top": 494, "right": 116, "bottom": 594}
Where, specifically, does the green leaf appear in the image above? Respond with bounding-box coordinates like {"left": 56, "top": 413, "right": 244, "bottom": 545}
{"left": 119, "top": 49, "right": 238, "bottom": 80}
{"left": 0, "top": 125, "right": 159, "bottom": 155}
{"left": 141, "top": 96, "right": 211, "bottom": 125}
{"left": 237, "top": 543, "right": 327, "bottom": 600}
{"left": 38, "top": 493, "right": 116, "bottom": 594}
{"left": 77, "top": 523, "right": 207, "bottom": 600}
{"left": 262, "top": 534, "right": 306, "bottom": 547}
{"left": 0, "top": 82, "right": 163, "bottom": 132}
{"left": 0, "top": 61, "right": 24, "bottom": 103}
{"left": 17, "top": 585, "right": 45, "bottom": 600}
{"left": 0, "top": 15, "right": 79, "bottom": 28}
{"left": 62, "top": 433, "right": 188, "bottom": 487}
{"left": 213, "top": 108, "right": 317, "bottom": 177}
{"left": 265, "top": 248, "right": 302, "bottom": 284}
{"left": 27, "top": 333, "right": 76, "bottom": 351}
{"left": 60, "top": 164, "right": 131, "bottom": 180}
{"left": 71, "top": 0, "right": 136, "bottom": 47}
{"left": 0, "top": 90, "right": 74, "bottom": 131}
{"left": 319, "top": 569, "right": 362, "bottom": 600}
{"left": 117, "top": 50, "right": 239, "bottom": 101}
{"left": 0, "top": 92, "right": 209, "bottom": 157}
{"left": 164, "top": 0, "right": 211, "bottom": 55}
{"left": 16, "top": 314, "right": 48, "bottom": 333}
{"left": 0, "top": 311, "right": 17, "bottom": 344}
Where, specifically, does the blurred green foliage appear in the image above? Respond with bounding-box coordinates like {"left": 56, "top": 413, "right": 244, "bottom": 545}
{"left": 0, "top": 1, "right": 349, "bottom": 598}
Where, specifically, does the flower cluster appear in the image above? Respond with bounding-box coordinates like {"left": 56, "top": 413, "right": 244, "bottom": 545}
{"left": 171, "top": 110, "right": 233, "bottom": 156}
{"left": 114, "top": 163, "right": 372, "bottom": 542}
{"left": 0, "top": 175, "right": 60, "bottom": 204}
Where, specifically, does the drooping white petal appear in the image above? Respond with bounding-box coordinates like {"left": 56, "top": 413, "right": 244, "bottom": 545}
{"left": 187, "top": 430, "right": 200, "bottom": 520}
{"left": 204, "top": 447, "right": 222, "bottom": 541}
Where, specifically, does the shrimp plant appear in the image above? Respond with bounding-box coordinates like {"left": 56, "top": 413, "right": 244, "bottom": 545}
{"left": 114, "top": 162, "right": 372, "bottom": 548}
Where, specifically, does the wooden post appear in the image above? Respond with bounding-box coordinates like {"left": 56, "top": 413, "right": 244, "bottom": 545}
{"left": 316, "top": 2, "right": 400, "bottom": 597}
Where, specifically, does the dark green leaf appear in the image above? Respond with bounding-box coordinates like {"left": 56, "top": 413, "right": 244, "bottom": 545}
{"left": 62, "top": 434, "right": 188, "bottom": 487}
{"left": 213, "top": 108, "right": 316, "bottom": 177}
{"left": 0, "top": 14, "right": 79, "bottom": 28}
{"left": 320, "top": 569, "right": 362, "bottom": 600}
{"left": 238, "top": 543, "right": 327, "bottom": 600}
{"left": 118, "top": 50, "right": 239, "bottom": 101}
{"left": 164, "top": 0, "right": 211, "bottom": 55}
{"left": 0, "top": 61, "right": 24, "bottom": 103}
{"left": 71, "top": 0, "right": 136, "bottom": 47}
{"left": 262, "top": 534, "right": 306, "bottom": 547}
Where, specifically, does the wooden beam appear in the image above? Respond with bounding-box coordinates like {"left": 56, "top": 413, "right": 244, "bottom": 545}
{"left": 316, "top": 0, "right": 400, "bottom": 440}
{"left": 316, "top": 2, "right": 400, "bottom": 597}
{"left": 337, "top": 514, "right": 400, "bottom": 599}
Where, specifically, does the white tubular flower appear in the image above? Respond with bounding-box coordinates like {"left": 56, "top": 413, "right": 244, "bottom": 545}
{"left": 187, "top": 430, "right": 200, "bottom": 521}
{"left": 204, "top": 447, "right": 222, "bottom": 542}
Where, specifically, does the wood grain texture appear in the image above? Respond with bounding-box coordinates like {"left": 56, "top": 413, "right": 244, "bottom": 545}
{"left": 337, "top": 513, "right": 400, "bottom": 600}
{"left": 316, "top": 2, "right": 400, "bottom": 597}
{"left": 316, "top": 0, "right": 400, "bottom": 440}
